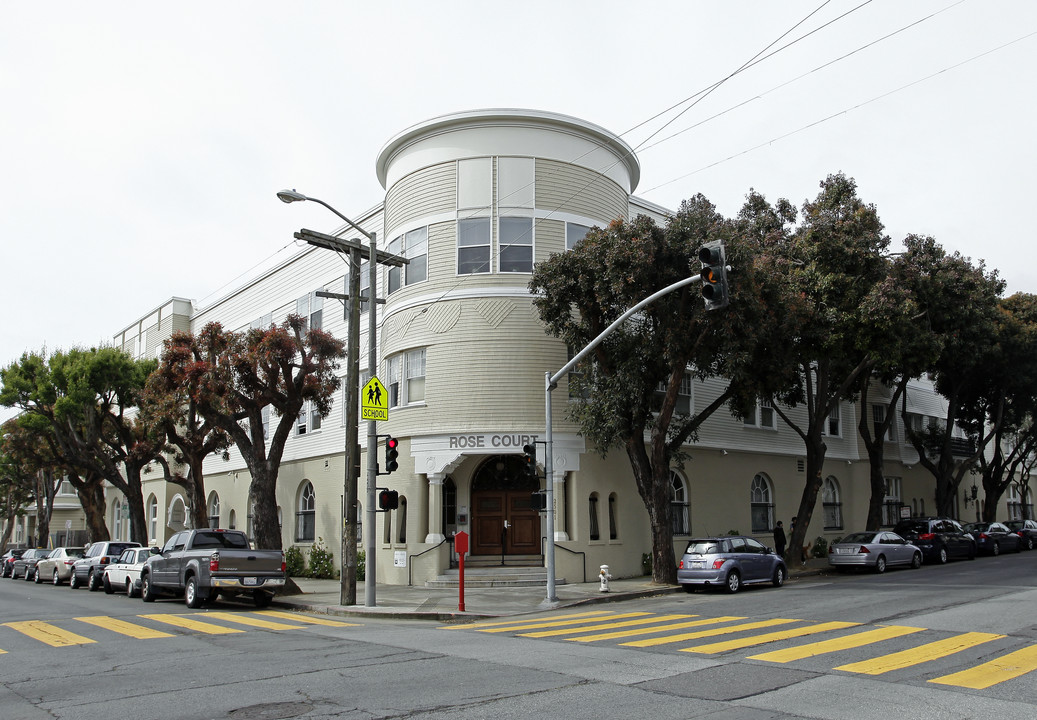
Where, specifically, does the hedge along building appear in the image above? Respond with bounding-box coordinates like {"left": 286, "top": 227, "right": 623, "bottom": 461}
{"left": 113, "top": 109, "right": 1013, "bottom": 585}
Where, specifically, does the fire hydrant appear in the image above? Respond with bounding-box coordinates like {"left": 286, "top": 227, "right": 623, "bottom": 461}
{"left": 599, "top": 564, "right": 612, "bottom": 593}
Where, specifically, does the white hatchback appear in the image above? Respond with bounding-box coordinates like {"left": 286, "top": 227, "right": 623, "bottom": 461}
{"left": 103, "top": 547, "right": 157, "bottom": 597}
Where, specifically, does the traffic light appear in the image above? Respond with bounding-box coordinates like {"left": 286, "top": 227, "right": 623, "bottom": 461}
{"left": 698, "top": 241, "right": 729, "bottom": 310}
{"left": 378, "top": 489, "right": 399, "bottom": 511}
{"left": 384, "top": 436, "right": 399, "bottom": 474}
{"left": 521, "top": 443, "right": 538, "bottom": 478}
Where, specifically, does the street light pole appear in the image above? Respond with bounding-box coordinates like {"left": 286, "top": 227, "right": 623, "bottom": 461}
{"left": 278, "top": 190, "right": 405, "bottom": 608}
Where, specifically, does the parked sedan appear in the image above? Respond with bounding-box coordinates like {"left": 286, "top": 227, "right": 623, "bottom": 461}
{"left": 963, "top": 522, "right": 1023, "bottom": 555}
{"left": 1, "top": 549, "right": 26, "bottom": 578}
{"left": 1004, "top": 519, "right": 1037, "bottom": 551}
{"left": 892, "top": 517, "right": 976, "bottom": 564}
{"left": 828, "top": 531, "right": 922, "bottom": 573}
{"left": 34, "top": 547, "right": 86, "bottom": 585}
{"left": 103, "top": 546, "right": 155, "bottom": 597}
{"left": 677, "top": 535, "right": 787, "bottom": 593}
{"left": 11, "top": 548, "right": 50, "bottom": 580}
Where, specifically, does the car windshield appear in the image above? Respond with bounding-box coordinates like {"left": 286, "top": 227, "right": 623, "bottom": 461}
{"left": 838, "top": 533, "right": 876, "bottom": 544}
{"left": 894, "top": 521, "right": 927, "bottom": 534}
{"left": 684, "top": 541, "right": 721, "bottom": 555}
{"left": 1005, "top": 521, "right": 1025, "bottom": 530}
{"left": 963, "top": 523, "right": 990, "bottom": 532}
{"left": 68, "top": 549, "right": 85, "bottom": 558}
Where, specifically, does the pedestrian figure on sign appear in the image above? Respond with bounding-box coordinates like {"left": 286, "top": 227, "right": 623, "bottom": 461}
{"left": 773, "top": 520, "right": 787, "bottom": 558}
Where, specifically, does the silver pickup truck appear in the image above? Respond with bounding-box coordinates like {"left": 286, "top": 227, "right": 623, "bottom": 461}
{"left": 140, "top": 528, "right": 286, "bottom": 608}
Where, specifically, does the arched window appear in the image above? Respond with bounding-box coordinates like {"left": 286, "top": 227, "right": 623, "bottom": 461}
{"left": 398, "top": 496, "right": 408, "bottom": 544}
{"left": 296, "top": 481, "right": 315, "bottom": 542}
{"left": 750, "top": 474, "right": 774, "bottom": 533}
{"left": 822, "top": 476, "right": 843, "bottom": 530}
{"left": 229, "top": 509, "right": 237, "bottom": 531}
{"left": 671, "top": 471, "right": 690, "bottom": 536}
{"left": 443, "top": 478, "right": 457, "bottom": 532}
{"left": 207, "top": 492, "right": 221, "bottom": 529}
{"left": 589, "top": 493, "right": 601, "bottom": 541}
{"left": 147, "top": 495, "right": 159, "bottom": 543}
{"left": 113, "top": 498, "right": 130, "bottom": 541}
{"left": 608, "top": 493, "right": 618, "bottom": 540}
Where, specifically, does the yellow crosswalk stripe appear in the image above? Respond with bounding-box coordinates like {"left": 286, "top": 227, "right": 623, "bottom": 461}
{"left": 621, "top": 618, "right": 800, "bottom": 648}
{"left": 929, "top": 644, "right": 1037, "bottom": 689}
{"left": 256, "top": 610, "right": 361, "bottom": 627}
{"left": 439, "top": 610, "right": 615, "bottom": 630}
{"left": 138, "top": 613, "right": 245, "bottom": 635}
{"left": 680, "top": 621, "right": 860, "bottom": 654}
{"left": 748, "top": 625, "right": 925, "bottom": 663}
{"left": 3, "top": 621, "right": 96, "bottom": 647}
{"left": 76, "top": 616, "right": 175, "bottom": 639}
{"left": 567, "top": 615, "right": 747, "bottom": 643}
{"left": 475, "top": 612, "right": 651, "bottom": 633}
{"left": 835, "top": 632, "right": 1005, "bottom": 675}
{"left": 519, "top": 614, "right": 696, "bottom": 638}
{"left": 201, "top": 611, "right": 306, "bottom": 631}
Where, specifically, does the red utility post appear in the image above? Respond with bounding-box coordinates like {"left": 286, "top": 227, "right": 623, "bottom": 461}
{"left": 454, "top": 531, "right": 469, "bottom": 612}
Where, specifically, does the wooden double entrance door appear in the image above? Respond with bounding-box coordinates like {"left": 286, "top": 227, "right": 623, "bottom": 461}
{"left": 470, "top": 455, "right": 541, "bottom": 556}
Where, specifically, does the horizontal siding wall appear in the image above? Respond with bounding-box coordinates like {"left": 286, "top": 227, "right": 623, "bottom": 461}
{"left": 384, "top": 163, "right": 456, "bottom": 237}
{"left": 535, "top": 158, "right": 628, "bottom": 224}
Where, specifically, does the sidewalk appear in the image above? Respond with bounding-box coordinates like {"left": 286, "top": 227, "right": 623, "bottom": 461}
{"left": 270, "top": 558, "right": 832, "bottom": 621}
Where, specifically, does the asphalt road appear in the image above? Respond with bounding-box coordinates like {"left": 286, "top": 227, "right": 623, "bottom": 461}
{"left": 1, "top": 550, "right": 1035, "bottom": 720}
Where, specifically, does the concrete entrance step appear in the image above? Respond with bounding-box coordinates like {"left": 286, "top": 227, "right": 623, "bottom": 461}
{"left": 426, "top": 566, "right": 567, "bottom": 588}
{"left": 463, "top": 554, "right": 544, "bottom": 568}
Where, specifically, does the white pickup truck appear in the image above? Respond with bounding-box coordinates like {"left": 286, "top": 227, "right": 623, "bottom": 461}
{"left": 140, "top": 528, "right": 286, "bottom": 608}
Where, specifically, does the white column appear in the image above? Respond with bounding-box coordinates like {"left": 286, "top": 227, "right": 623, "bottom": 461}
{"left": 424, "top": 473, "right": 446, "bottom": 543}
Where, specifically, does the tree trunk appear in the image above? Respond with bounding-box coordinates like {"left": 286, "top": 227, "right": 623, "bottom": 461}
{"left": 789, "top": 434, "right": 827, "bottom": 563}
{"left": 123, "top": 465, "right": 150, "bottom": 546}
{"left": 188, "top": 457, "right": 209, "bottom": 529}
{"left": 77, "top": 483, "right": 109, "bottom": 542}
{"left": 249, "top": 466, "right": 282, "bottom": 550}
{"left": 865, "top": 450, "right": 887, "bottom": 531}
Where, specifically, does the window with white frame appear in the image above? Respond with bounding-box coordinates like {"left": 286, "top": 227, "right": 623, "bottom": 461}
{"left": 671, "top": 470, "right": 690, "bottom": 535}
{"left": 566, "top": 222, "right": 591, "bottom": 250}
{"left": 388, "top": 227, "right": 428, "bottom": 293}
{"left": 499, "top": 216, "right": 534, "bottom": 273}
{"left": 261, "top": 405, "right": 271, "bottom": 440}
{"left": 208, "top": 493, "right": 220, "bottom": 529}
{"left": 750, "top": 473, "right": 774, "bottom": 533}
{"left": 656, "top": 372, "right": 694, "bottom": 415}
{"left": 148, "top": 496, "right": 158, "bottom": 541}
{"left": 822, "top": 404, "right": 841, "bottom": 437}
{"left": 296, "top": 400, "right": 321, "bottom": 435}
{"left": 296, "top": 481, "right": 315, "bottom": 542}
{"left": 113, "top": 498, "right": 130, "bottom": 541}
{"left": 872, "top": 404, "right": 896, "bottom": 441}
{"left": 881, "top": 476, "right": 902, "bottom": 526}
{"left": 822, "top": 476, "right": 843, "bottom": 529}
{"left": 250, "top": 312, "right": 272, "bottom": 330}
{"left": 497, "top": 157, "right": 534, "bottom": 209}
{"left": 457, "top": 217, "right": 491, "bottom": 274}
{"left": 386, "top": 349, "right": 426, "bottom": 408}
{"left": 745, "top": 399, "right": 776, "bottom": 429}
{"left": 296, "top": 291, "right": 323, "bottom": 331}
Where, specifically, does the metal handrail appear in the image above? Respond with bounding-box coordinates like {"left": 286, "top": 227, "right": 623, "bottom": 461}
{"left": 542, "top": 537, "right": 586, "bottom": 583}
{"left": 407, "top": 538, "right": 449, "bottom": 587}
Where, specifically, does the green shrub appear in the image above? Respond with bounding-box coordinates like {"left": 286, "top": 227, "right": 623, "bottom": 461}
{"left": 641, "top": 552, "right": 652, "bottom": 576}
{"left": 308, "top": 537, "right": 336, "bottom": 579}
{"left": 812, "top": 536, "right": 829, "bottom": 558}
{"left": 727, "top": 529, "right": 740, "bottom": 536}
{"left": 356, "top": 549, "right": 366, "bottom": 581}
{"left": 285, "top": 545, "right": 306, "bottom": 577}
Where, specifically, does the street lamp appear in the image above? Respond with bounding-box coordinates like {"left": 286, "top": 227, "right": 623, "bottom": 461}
{"left": 278, "top": 189, "right": 378, "bottom": 608}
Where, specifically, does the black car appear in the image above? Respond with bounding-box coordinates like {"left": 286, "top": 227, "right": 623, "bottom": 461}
{"left": 10, "top": 548, "right": 50, "bottom": 580}
{"left": 1004, "top": 519, "right": 1037, "bottom": 551}
{"left": 70, "top": 541, "right": 141, "bottom": 591}
{"left": 963, "top": 522, "right": 1023, "bottom": 555}
{"left": 892, "top": 517, "right": 976, "bottom": 564}
{"left": 1, "top": 549, "right": 26, "bottom": 578}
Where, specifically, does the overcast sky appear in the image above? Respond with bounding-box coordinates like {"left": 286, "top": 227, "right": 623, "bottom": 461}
{"left": 2, "top": 1, "right": 1035, "bottom": 421}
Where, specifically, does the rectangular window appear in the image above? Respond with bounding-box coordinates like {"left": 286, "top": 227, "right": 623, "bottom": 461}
{"left": 458, "top": 218, "right": 491, "bottom": 274}
{"left": 499, "top": 217, "right": 533, "bottom": 273}
{"left": 497, "top": 157, "right": 534, "bottom": 209}
{"left": 296, "top": 401, "right": 320, "bottom": 435}
{"left": 296, "top": 292, "right": 323, "bottom": 331}
{"left": 387, "top": 236, "right": 403, "bottom": 294}
{"left": 250, "top": 312, "right": 272, "bottom": 330}
{"left": 405, "top": 227, "right": 428, "bottom": 285}
{"left": 386, "top": 349, "right": 427, "bottom": 408}
{"left": 566, "top": 223, "right": 591, "bottom": 251}
{"left": 745, "top": 399, "right": 776, "bottom": 429}
{"left": 872, "top": 405, "right": 895, "bottom": 441}
{"left": 823, "top": 404, "right": 841, "bottom": 437}
{"left": 457, "top": 157, "right": 492, "bottom": 210}
{"left": 655, "top": 372, "right": 694, "bottom": 415}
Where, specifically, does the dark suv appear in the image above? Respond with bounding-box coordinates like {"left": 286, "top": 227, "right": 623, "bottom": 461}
{"left": 892, "top": 517, "right": 976, "bottom": 564}
{"left": 70, "top": 541, "right": 141, "bottom": 591}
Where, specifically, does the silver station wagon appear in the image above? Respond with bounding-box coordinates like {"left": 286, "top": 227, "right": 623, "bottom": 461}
{"left": 677, "top": 536, "right": 787, "bottom": 594}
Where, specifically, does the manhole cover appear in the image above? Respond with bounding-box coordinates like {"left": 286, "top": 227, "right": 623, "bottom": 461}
{"left": 228, "top": 702, "right": 311, "bottom": 719}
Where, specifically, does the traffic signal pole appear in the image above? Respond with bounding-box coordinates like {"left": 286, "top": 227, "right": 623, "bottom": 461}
{"left": 544, "top": 272, "right": 706, "bottom": 603}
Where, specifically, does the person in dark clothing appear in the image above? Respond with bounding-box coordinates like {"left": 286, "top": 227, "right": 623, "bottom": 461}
{"left": 773, "top": 520, "right": 787, "bottom": 558}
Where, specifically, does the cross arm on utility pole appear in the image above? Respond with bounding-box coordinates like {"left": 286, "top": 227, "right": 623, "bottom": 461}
{"left": 315, "top": 290, "right": 386, "bottom": 306}
{"left": 295, "top": 229, "right": 409, "bottom": 267}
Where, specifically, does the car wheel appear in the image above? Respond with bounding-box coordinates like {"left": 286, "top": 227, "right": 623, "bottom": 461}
{"left": 938, "top": 547, "right": 948, "bottom": 564}
{"left": 24, "top": 568, "right": 33, "bottom": 581}
{"left": 875, "top": 555, "right": 887, "bottom": 574}
{"left": 253, "top": 591, "right": 273, "bottom": 608}
{"left": 911, "top": 551, "right": 922, "bottom": 569}
{"left": 141, "top": 573, "right": 156, "bottom": 603}
{"left": 126, "top": 579, "right": 138, "bottom": 598}
{"left": 725, "top": 570, "right": 741, "bottom": 594}
{"left": 70, "top": 571, "right": 81, "bottom": 589}
{"left": 34, "top": 568, "right": 43, "bottom": 583}
{"left": 992, "top": 542, "right": 1000, "bottom": 557}
{"left": 53, "top": 570, "right": 61, "bottom": 586}
{"left": 1026, "top": 537, "right": 1034, "bottom": 551}
{"left": 185, "top": 576, "right": 204, "bottom": 609}
{"left": 772, "top": 565, "right": 786, "bottom": 587}
{"left": 88, "top": 568, "right": 101, "bottom": 591}
{"left": 103, "top": 575, "right": 114, "bottom": 594}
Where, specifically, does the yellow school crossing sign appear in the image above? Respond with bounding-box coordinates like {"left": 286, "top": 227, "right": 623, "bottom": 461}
{"left": 362, "top": 377, "right": 388, "bottom": 421}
